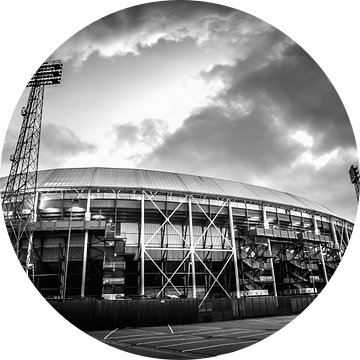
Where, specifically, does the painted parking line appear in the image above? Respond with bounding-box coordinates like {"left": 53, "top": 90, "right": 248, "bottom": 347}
{"left": 212, "top": 329, "right": 263, "bottom": 337}
{"left": 157, "top": 338, "right": 225, "bottom": 349}
{"left": 108, "top": 333, "right": 168, "bottom": 341}
{"left": 249, "top": 316, "right": 295, "bottom": 324}
{"left": 237, "top": 331, "right": 276, "bottom": 339}
{"left": 137, "top": 336, "right": 204, "bottom": 346}
{"left": 128, "top": 334, "right": 187, "bottom": 343}
{"left": 189, "top": 328, "right": 253, "bottom": 336}
{"left": 182, "top": 340, "right": 257, "bottom": 353}
{"left": 171, "top": 327, "right": 220, "bottom": 334}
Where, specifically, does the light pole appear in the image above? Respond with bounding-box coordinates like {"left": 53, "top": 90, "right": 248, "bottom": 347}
{"left": 63, "top": 198, "right": 79, "bottom": 302}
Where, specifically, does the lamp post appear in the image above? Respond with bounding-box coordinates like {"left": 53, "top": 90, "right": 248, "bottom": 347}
{"left": 63, "top": 198, "right": 79, "bottom": 302}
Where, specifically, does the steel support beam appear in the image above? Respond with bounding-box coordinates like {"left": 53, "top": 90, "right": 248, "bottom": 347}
{"left": 228, "top": 201, "right": 240, "bottom": 298}
{"left": 344, "top": 222, "right": 350, "bottom": 246}
{"left": 318, "top": 243, "right": 328, "bottom": 285}
{"left": 267, "top": 239, "right": 278, "bottom": 306}
{"left": 140, "top": 193, "right": 145, "bottom": 296}
{"left": 81, "top": 230, "right": 89, "bottom": 298}
{"left": 262, "top": 205, "right": 269, "bottom": 229}
{"left": 313, "top": 214, "right": 320, "bottom": 235}
{"left": 81, "top": 190, "right": 91, "bottom": 297}
{"left": 188, "top": 197, "right": 197, "bottom": 299}
{"left": 85, "top": 189, "right": 91, "bottom": 221}
{"left": 25, "top": 190, "right": 39, "bottom": 277}
{"left": 330, "top": 219, "right": 340, "bottom": 250}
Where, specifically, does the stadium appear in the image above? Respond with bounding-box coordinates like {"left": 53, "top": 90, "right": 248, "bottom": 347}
{"left": 0, "top": 166, "right": 351, "bottom": 305}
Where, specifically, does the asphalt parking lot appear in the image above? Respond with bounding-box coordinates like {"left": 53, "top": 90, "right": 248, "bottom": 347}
{"left": 86, "top": 315, "right": 297, "bottom": 358}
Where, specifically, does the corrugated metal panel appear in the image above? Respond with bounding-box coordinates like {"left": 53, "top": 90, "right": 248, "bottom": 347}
{"left": 219, "top": 180, "right": 263, "bottom": 200}
{"left": 248, "top": 185, "right": 289, "bottom": 204}
{"left": 37, "top": 168, "right": 96, "bottom": 188}
{"left": 91, "top": 168, "right": 141, "bottom": 189}
{"left": 0, "top": 167, "right": 341, "bottom": 218}
{"left": 290, "top": 194, "right": 337, "bottom": 216}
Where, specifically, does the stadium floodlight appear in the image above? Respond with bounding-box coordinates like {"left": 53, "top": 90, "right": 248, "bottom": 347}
{"left": 349, "top": 165, "right": 359, "bottom": 184}
{"left": 26, "top": 60, "right": 63, "bottom": 87}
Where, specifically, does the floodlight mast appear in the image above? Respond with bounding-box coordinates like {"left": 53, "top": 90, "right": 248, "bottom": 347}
{"left": 2, "top": 60, "right": 63, "bottom": 275}
{"left": 349, "top": 165, "right": 360, "bottom": 202}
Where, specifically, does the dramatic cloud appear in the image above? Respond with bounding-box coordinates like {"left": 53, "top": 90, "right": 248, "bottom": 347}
{"left": 213, "top": 42, "right": 354, "bottom": 152}
{"left": 112, "top": 118, "right": 169, "bottom": 163}
{"left": 52, "top": 2, "right": 246, "bottom": 67}
{"left": 137, "top": 23, "right": 358, "bottom": 221}
{"left": 39, "top": 123, "right": 97, "bottom": 168}
{"left": 3, "top": 1, "right": 356, "bottom": 222}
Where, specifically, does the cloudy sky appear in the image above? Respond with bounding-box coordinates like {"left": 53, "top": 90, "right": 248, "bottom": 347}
{"left": 1, "top": 0, "right": 358, "bottom": 222}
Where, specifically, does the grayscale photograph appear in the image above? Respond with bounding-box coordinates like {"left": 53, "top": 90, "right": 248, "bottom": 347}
{"left": 0, "top": 1, "right": 359, "bottom": 359}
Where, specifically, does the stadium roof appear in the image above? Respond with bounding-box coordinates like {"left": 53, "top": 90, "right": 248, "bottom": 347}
{"left": 0, "top": 167, "right": 339, "bottom": 218}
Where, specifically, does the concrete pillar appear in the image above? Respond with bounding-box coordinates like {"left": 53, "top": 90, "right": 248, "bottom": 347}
{"left": 81, "top": 230, "right": 89, "bottom": 297}
{"left": 81, "top": 190, "right": 91, "bottom": 297}
{"left": 188, "top": 197, "right": 197, "bottom": 299}
{"left": 313, "top": 214, "right": 320, "bottom": 235}
{"left": 262, "top": 206, "right": 270, "bottom": 229}
{"left": 229, "top": 201, "right": 241, "bottom": 298}
{"left": 140, "top": 193, "right": 145, "bottom": 296}
{"left": 85, "top": 189, "right": 91, "bottom": 221}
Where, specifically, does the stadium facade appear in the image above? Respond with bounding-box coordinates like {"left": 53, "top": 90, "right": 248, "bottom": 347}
{"left": 1, "top": 167, "right": 352, "bottom": 304}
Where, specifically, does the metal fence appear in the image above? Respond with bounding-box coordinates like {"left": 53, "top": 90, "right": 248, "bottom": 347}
{"left": 49, "top": 295, "right": 317, "bottom": 331}
{"left": 50, "top": 298, "right": 199, "bottom": 331}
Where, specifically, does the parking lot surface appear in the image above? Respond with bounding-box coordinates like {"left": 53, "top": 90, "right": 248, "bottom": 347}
{"left": 86, "top": 315, "right": 297, "bottom": 358}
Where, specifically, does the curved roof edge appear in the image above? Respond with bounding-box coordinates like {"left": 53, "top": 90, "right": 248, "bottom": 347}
{"left": 0, "top": 166, "right": 349, "bottom": 222}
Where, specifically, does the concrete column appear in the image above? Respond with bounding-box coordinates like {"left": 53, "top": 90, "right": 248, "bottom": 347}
{"left": 81, "top": 230, "right": 89, "bottom": 297}
{"left": 85, "top": 189, "right": 91, "bottom": 221}
{"left": 262, "top": 206, "right": 270, "bottom": 229}
{"left": 312, "top": 214, "right": 320, "bottom": 235}
{"left": 229, "top": 201, "right": 241, "bottom": 298}
{"left": 188, "top": 197, "right": 197, "bottom": 299}
{"left": 81, "top": 190, "right": 91, "bottom": 298}
{"left": 140, "top": 193, "right": 145, "bottom": 296}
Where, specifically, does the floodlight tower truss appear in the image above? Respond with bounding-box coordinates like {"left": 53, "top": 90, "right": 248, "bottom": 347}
{"left": 349, "top": 165, "right": 360, "bottom": 202}
{"left": 2, "top": 60, "right": 62, "bottom": 270}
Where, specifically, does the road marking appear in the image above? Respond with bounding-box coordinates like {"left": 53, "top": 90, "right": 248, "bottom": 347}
{"left": 104, "top": 328, "right": 118, "bottom": 339}
{"left": 172, "top": 327, "right": 217, "bottom": 334}
{"left": 237, "top": 331, "right": 275, "bottom": 339}
{"left": 168, "top": 325, "right": 174, "bottom": 333}
{"left": 137, "top": 336, "right": 203, "bottom": 345}
{"left": 127, "top": 334, "right": 181, "bottom": 342}
{"left": 250, "top": 316, "right": 295, "bottom": 324}
{"left": 191, "top": 328, "right": 251, "bottom": 336}
{"left": 271, "top": 319, "right": 295, "bottom": 324}
{"left": 107, "top": 333, "right": 166, "bottom": 340}
{"left": 158, "top": 338, "right": 224, "bottom": 349}
{"left": 135, "top": 334, "right": 185, "bottom": 345}
{"left": 182, "top": 340, "right": 256, "bottom": 352}
{"left": 213, "top": 329, "right": 262, "bottom": 337}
